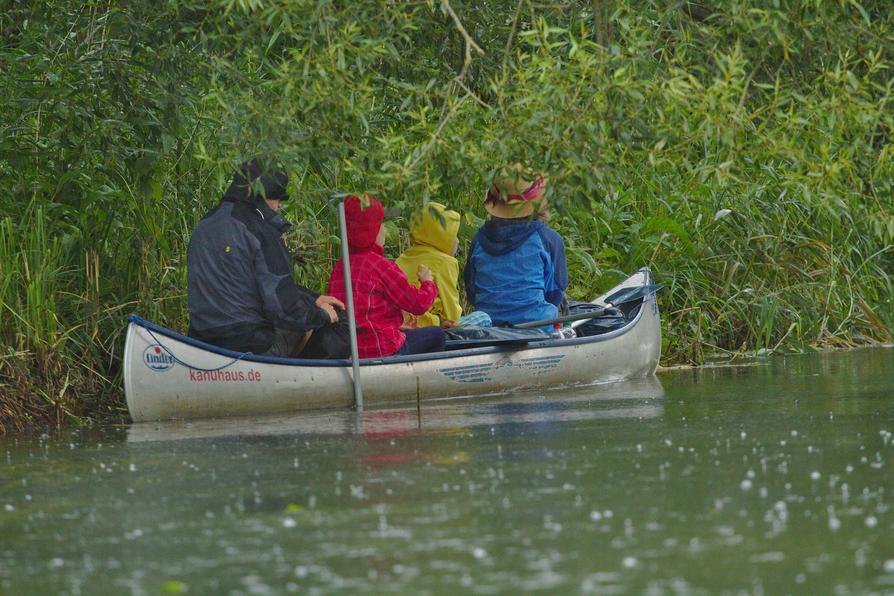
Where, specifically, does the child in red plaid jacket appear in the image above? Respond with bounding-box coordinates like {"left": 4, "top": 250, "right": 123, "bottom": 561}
{"left": 327, "top": 195, "right": 447, "bottom": 358}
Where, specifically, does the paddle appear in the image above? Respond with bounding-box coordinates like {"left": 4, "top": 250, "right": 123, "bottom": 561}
{"left": 511, "top": 284, "right": 663, "bottom": 330}
{"left": 600, "top": 284, "right": 663, "bottom": 309}
{"left": 509, "top": 308, "right": 605, "bottom": 329}
{"left": 328, "top": 191, "right": 363, "bottom": 410}
{"left": 445, "top": 326, "right": 550, "bottom": 349}
{"left": 513, "top": 308, "right": 608, "bottom": 329}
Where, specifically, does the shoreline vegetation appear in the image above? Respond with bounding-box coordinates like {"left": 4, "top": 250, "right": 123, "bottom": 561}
{"left": 1, "top": 1, "right": 892, "bottom": 433}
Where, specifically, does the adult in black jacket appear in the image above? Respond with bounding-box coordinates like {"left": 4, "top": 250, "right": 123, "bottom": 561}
{"left": 187, "top": 159, "right": 346, "bottom": 357}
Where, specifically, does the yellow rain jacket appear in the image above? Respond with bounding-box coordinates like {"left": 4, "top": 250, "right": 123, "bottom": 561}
{"left": 396, "top": 202, "right": 463, "bottom": 327}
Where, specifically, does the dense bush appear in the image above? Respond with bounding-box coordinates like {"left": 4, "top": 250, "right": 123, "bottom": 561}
{"left": 1, "top": 0, "right": 892, "bottom": 431}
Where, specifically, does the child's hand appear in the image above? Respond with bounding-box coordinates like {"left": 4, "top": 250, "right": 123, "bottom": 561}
{"left": 440, "top": 320, "right": 457, "bottom": 329}
{"left": 417, "top": 264, "right": 434, "bottom": 283}
{"left": 400, "top": 313, "right": 418, "bottom": 331}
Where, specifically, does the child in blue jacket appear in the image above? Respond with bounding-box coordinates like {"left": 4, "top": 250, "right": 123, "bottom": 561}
{"left": 463, "top": 165, "right": 568, "bottom": 329}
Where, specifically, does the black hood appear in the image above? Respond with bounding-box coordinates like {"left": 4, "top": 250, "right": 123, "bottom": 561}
{"left": 222, "top": 158, "right": 289, "bottom": 204}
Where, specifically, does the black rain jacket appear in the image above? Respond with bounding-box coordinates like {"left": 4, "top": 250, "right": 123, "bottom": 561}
{"left": 187, "top": 195, "right": 330, "bottom": 353}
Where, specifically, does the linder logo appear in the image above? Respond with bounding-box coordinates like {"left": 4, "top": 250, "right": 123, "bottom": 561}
{"left": 143, "top": 345, "right": 175, "bottom": 372}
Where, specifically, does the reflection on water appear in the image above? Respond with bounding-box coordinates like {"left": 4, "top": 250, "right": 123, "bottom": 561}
{"left": 2, "top": 350, "right": 893, "bottom": 594}
{"left": 127, "top": 377, "right": 664, "bottom": 443}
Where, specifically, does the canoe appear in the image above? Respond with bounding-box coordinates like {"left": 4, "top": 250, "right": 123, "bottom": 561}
{"left": 124, "top": 268, "right": 661, "bottom": 422}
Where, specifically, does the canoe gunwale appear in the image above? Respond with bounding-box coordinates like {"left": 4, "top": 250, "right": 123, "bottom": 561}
{"left": 127, "top": 269, "right": 653, "bottom": 370}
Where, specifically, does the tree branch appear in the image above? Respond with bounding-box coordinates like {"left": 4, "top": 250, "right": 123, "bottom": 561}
{"left": 441, "top": 0, "right": 483, "bottom": 81}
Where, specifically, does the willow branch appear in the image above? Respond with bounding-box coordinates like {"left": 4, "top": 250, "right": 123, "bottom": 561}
{"left": 407, "top": 91, "right": 471, "bottom": 172}
{"left": 441, "top": 0, "right": 483, "bottom": 81}
{"left": 501, "top": 0, "right": 524, "bottom": 76}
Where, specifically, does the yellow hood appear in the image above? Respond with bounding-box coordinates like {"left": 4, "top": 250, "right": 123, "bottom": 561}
{"left": 409, "top": 202, "right": 460, "bottom": 255}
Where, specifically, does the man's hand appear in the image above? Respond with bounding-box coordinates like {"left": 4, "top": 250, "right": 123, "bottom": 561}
{"left": 316, "top": 295, "right": 345, "bottom": 323}
{"left": 417, "top": 264, "right": 434, "bottom": 284}
{"left": 440, "top": 319, "right": 457, "bottom": 329}
{"left": 316, "top": 295, "right": 345, "bottom": 310}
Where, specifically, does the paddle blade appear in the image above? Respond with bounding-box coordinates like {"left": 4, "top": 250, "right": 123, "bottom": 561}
{"left": 604, "top": 284, "right": 663, "bottom": 306}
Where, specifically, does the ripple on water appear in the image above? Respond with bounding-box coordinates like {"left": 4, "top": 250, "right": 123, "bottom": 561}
{"left": 4, "top": 352, "right": 894, "bottom": 593}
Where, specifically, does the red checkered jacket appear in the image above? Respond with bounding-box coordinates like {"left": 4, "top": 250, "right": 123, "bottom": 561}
{"left": 328, "top": 244, "right": 438, "bottom": 358}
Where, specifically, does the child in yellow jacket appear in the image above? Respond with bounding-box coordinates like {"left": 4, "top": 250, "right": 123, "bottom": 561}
{"left": 396, "top": 202, "right": 463, "bottom": 328}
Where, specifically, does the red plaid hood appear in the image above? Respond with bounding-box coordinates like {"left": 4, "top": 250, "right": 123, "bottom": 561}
{"left": 344, "top": 195, "right": 385, "bottom": 252}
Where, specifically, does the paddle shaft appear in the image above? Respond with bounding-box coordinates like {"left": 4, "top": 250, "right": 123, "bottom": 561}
{"left": 337, "top": 199, "right": 363, "bottom": 410}
{"left": 512, "top": 307, "right": 607, "bottom": 329}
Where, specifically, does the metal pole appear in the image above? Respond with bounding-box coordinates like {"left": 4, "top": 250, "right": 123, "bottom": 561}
{"left": 337, "top": 199, "right": 363, "bottom": 410}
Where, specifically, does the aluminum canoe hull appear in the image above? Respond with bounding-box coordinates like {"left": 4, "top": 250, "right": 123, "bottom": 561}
{"left": 124, "top": 269, "right": 661, "bottom": 422}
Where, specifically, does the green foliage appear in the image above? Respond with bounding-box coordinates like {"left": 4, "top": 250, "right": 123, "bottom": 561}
{"left": 1, "top": 0, "right": 892, "bottom": 429}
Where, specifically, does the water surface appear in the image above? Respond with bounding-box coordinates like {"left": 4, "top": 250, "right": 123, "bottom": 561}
{"left": 2, "top": 349, "right": 893, "bottom": 593}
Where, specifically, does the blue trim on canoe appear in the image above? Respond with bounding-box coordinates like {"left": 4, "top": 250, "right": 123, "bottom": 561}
{"left": 129, "top": 314, "right": 561, "bottom": 367}
{"left": 126, "top": 268, "right": 653, "bottom": 369}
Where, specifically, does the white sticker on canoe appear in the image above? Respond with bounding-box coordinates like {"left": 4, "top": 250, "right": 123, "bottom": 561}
{"left": 439, "top": 355, "right": 564, "bottom": 383}
{"left": 143, "top": 345, "right": 175, "bottom": 372}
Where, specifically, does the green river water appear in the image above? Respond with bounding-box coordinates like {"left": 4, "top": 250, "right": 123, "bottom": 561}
{"left": 2, "top": 349, "right": 893, "bottom": 594}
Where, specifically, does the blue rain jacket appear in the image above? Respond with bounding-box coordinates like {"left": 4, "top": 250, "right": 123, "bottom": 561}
{"left": 464, "top": 218, "right": 568, "bottom": 327}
